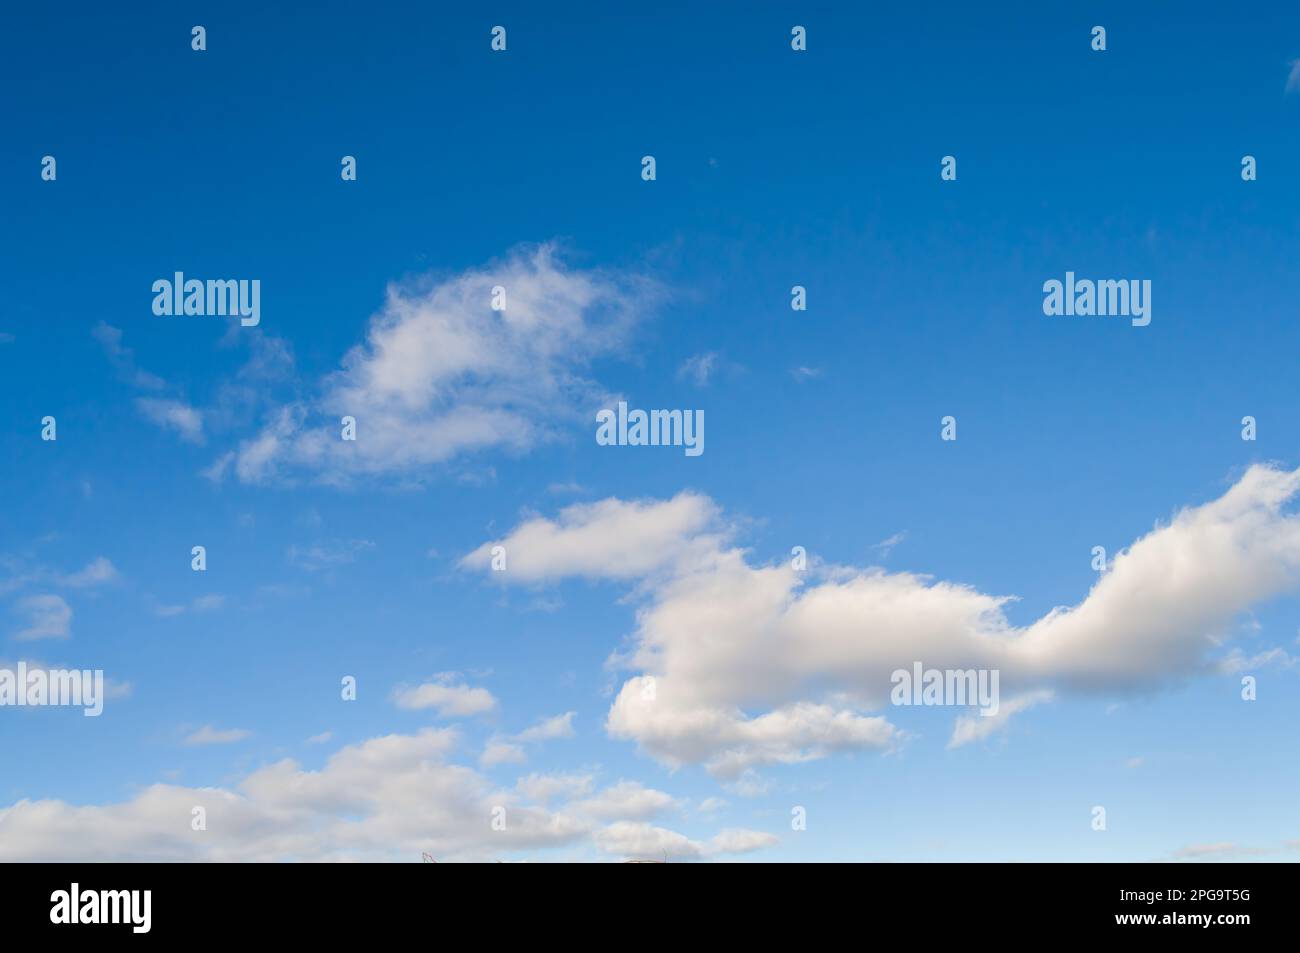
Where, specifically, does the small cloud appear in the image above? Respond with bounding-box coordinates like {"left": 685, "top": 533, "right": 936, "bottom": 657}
{"left": 1288, "top": 59, "right": 1300, "bottom": 94}
{"left": 547, "top": 481, "right": 586, "bottom": 495}
{"left": 184, "top": 725, "right": 251, "bottom": 746}
{"left": 12, "top": 594, "right": 72, "bottom": 641}
{"left": 154, "top": 594, "right": 225, "bottom": 617}
{"left": 135, "top": 397, "right": 204, "bottom": 444}
{"left": 1125, "top": 756, "right": 1145, "bottom": 769}
{"left": 948, "top": 690, "right": 1053, "bottom": 749}
{"left": 678, "top": 352, "right": 719, "bottom": 387}
{"left": 1216, "top": 647, "right": 1297, "bottom": 674}
{"left": 790, "top": 366, "right": 822, "bottom": 382}
{"left": 92, "top": 322, "right": 166, "bottom": 390}
{"left": 305, "top": 731, "right": 333, "bottom": 745}
{"left": 514, "top": 711, "right": 576, "bottom": 743}
{"left": 391, "top": 674, "right": 497, "bottom": 718}
{"left": 872, "top": 532, "right": 907, "bottom": 558}
{"left": 58, "top": 557, "right": 119, "bottom": 588}
{"left": 286, "top": 539, "right": 375, "bottom": 572}
{"left": 1167, "top": 842, "right": 1270, "bottom": 861}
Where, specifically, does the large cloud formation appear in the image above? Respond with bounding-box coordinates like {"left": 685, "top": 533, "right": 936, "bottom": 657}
{"left": 464, "top": 465, "right": 1300, "bottom": 778}
{"left": 0, "top": 728, "right": 772, "bottom": 862}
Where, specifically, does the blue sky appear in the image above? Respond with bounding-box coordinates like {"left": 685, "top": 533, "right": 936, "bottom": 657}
{"left": 2, "top": 0, "right": 1300, "bottom": 861}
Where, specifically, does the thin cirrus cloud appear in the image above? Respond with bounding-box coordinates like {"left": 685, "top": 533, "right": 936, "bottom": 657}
{"left": 207, "top": 243, "right": 659, "bottom": 485}
{"left": 463, "top": 464, "right": 1300, "bottom": 782}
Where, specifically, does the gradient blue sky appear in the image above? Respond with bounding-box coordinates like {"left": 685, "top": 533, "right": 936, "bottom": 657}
{"left": 2, "top": 1, "right": 1300, "bottom": 861}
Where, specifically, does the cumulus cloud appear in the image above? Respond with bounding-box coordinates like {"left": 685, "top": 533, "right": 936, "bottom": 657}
{"left": 460, "top": 492, "right": 723, "bottom": 583}
{"left": 217, "top": 244, "right": 656, "bottom": 484}
{"left": 466, "top": 465, "right": 1300, "bottom": 779}
{"left": 593, "top": 822, "right": 777, "bottom": 861}
{"left": 391, "top": 675, "right": 497, "bottom": 718}
{"left": 0, "top": 729, "right": 766, "bottom": 862}
{"left": 570, "top": 781, "right": 677, "bottom": 821}
{"left": 479, "top": 741, "right": 526, "bottom": 767}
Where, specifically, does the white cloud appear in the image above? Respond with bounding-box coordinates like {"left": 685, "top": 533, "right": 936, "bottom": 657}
{"left": 461, "top": 492, "right": 723, "bottom": 583}
{"left": 592, "top": 821, "right": 777, "bottom": 861}
{"left": 92, "top": 322, "right": 166, "bottom": 390}
{"left": 286, "top": 539, "right": 374, "bottom": 572}
{"left": 514, "top": 711, "right": 576, "bottom": 743}
{"left": 219, "top": 244, "right": 656, "bottom": 484}
{"left": 154, "top": 594, "right": 226, "bottom": 617}
{"left": 135, "top": 397, "right": 204, "bottom": 443}
{"left": 872, "top": 532, "right": 907, "bottom": 558}
{"left": 515, "top": 772, "right": 594, "bottom": 804}
{"left": 947, "top": 690, "right": 1053, "bottom": 749}
{"left": 479, "top": 741, "right": 526, "bottom": 767}
{"left": 1167, "top": 842, "right": 1269, "bottom": 861}
{"left": 0, "top": 728, "right": 760, "bottom": 862}
{"left": 1215, "top": 646, "right": 1297, "bottom": 673}
{"left": 12, "top": 595, "right": 72, "bottom": 641}
{"left": 570, "top": 781, "right": 676, "bottom": 821}
{"left": 1288, "top": 59, "right": 1300, "bottom": 94}
{"left": 184, "top": 726, "right": 252, "bottom": 746}
{"left": 467, "top": 465, "right": 1300, "bottom": 779}
{"left": 479, "top": 712, "right": 577, "bottom": 767}
{"left": 58, "top": 557, "right": 119, "bottom": 588}
{"left": 391, "top": 676, "right": 497, "bottom": 718}
{"left": 678, "top": 352, "right": 718, "bottom": 386}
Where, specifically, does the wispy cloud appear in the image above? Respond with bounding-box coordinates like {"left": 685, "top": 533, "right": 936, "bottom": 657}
{"left": 183, "top": 725, "right": 252, "bottom": 746}
{"left": 12, "top": 594, "right": 72, "bottom": 641}
{"left": 678, "top": 351, "right": 719, "bottom": 386}
{"left": 207, "top": 244, "right": 658, "bottom": 485}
